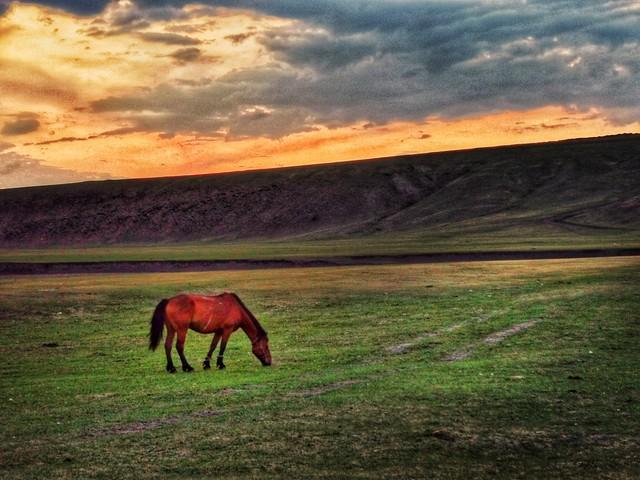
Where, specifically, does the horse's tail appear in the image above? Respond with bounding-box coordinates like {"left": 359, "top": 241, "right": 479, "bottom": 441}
{"left": 149, "top": 299, "right": 169, "bottom": 351}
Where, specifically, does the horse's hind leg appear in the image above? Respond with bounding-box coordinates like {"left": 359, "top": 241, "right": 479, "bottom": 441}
{"left": 165, "top": 325, "right": 177, "bottom": 373}
{"left": 176, "top": 329, "right": 194, "bottom": 372}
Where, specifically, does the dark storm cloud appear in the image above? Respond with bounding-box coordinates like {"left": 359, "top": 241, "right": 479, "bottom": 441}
{"left": 259, "top": 30, "right": 377, "bottom": 71}
{"left": 6, "top": 0, "right": 109, "bottom": 15}
{"left": 224, "top": 32, "right": 255, "bottom": 45}
{"left": 167, "top": 47, "right": 219, "bottom": 65}
{"left": 27, "top": 127, "right": 138, "bottom": 145}
{"left": 1, "top": 115, "right": 40, "bottom": 135}
{"left": 110, "top": 3, "right": 187, "bottom": 25}
{"left": 90, "top": 70, "right": 317, "bottom": 138}
{"left": 2, "top": 0, "right": 182, "bottom": 18}
{"left": 71, "top": 1, "right": 193, "bottom": 37}
{"left": 137, "top": 31, "right": 200, "bottom": 45}
{"left": 169, "top": 46, "right": 202, "bottom": 63}
{"left": 77, "top": 0, "right": 640, "bottom": 138}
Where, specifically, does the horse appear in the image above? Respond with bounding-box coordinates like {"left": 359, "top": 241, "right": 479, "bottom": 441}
{"left": 149, "top": 292, "right": 271, "bottom": 372}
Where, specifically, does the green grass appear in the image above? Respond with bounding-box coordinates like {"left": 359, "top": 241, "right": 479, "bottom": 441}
{"left": 1, "top": 224, "right": 639, "bottom": 263}
{"left": 1, "top": 257, "right": 639, "bottom": 478}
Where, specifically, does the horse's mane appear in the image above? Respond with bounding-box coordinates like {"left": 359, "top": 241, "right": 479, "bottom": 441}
{"left": 231, "top": 293, "right": 267, "bottom": 339}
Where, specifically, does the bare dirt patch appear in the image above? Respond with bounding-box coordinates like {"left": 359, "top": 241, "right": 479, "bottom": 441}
{"left": 443, "top": 350, "right": 473, "bottom": 362}
{"left": 387, "top": 342, "right": 416, "bottom": 354}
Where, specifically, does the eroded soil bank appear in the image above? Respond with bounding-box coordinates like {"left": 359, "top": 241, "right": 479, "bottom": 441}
{"left": 1, "top": 248, "right": 639, "bottom": 275}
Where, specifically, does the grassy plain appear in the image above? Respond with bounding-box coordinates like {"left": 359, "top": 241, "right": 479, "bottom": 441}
{"left": 0, "top": 225, "right": 639, "bottom": 263}
{"left": 1, "top": 257, "right": 639, "bottom": 479}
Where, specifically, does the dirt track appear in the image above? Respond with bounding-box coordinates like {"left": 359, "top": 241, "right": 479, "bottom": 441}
{"left": 1, "top": 248, "right": 638, "bottom": 276}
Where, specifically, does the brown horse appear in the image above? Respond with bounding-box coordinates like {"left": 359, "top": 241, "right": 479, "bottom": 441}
{"left": 149, "top": 292, "right": 271, "bottom": 372}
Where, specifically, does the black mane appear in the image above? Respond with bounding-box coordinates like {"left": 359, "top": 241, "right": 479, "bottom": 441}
{"left": 231, "top": 293, "right": 267, "bottom": 339}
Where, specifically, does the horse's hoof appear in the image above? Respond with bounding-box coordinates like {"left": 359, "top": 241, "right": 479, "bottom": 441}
{"left": 203, "top": 361, "right": 211, "bottom": 370}
{"left": 183, "top": 365, "right": 194, "bottom": 372}
{"left": 217, "top": 364, "right": 226, "bottom": 370}
{"left": 167, "top": 366, "right": 177, "bottom": 373}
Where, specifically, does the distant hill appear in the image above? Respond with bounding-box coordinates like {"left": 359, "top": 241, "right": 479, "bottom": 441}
{"left": 0, "top": 135, "right": 639, "bottom": 247}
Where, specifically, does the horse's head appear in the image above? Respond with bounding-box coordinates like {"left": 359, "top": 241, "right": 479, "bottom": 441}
{"left": 252, "top": 335, "right": 271, "bottom": 366}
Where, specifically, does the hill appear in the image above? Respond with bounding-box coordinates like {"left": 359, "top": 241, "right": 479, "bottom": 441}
{"left": 0, "top": 135, "right": 639, "bottom": 247}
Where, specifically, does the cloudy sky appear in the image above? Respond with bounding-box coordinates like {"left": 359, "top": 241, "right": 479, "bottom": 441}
{"left": 0, "top": 0, "right": 639, "bottom": 188}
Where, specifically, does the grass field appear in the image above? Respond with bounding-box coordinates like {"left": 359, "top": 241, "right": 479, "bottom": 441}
{"left": 1, "top": 257, "right": 639, "bottom": 479}
{"left": 1, "top": 224, "right": 639, "bottom": 263}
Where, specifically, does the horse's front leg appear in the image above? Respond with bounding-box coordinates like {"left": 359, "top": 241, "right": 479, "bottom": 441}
{"left": 216, "top": 329, "right": 232, "bottom": 370}
{"left": 176, "top": 329, "right": 194, "bottom": 372}
{"left": 203, "top": 332, "right": 221, "bottom": 369}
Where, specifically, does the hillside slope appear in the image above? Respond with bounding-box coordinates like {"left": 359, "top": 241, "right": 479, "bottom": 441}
{"left": 0, "top": 135, "right": 639, "bottom": 247}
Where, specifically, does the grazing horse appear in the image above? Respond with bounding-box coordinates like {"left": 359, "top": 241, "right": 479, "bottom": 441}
{"left": 149, "top": 293, "right": 271, "bottom": 372}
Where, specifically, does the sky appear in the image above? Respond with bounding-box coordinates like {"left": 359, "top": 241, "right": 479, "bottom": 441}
{"left": 0, "top": 1, "right": 639, "bottom": 188}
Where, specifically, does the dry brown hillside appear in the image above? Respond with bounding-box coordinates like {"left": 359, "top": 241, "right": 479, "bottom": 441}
{"left": 0, "top": 134, "right": 638, "bottom": 247}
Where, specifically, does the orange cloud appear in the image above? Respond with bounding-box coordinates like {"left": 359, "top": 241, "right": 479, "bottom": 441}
{"left": 1, "top": 3, "right": 638, "bottom": 188}
{"left": 13, "top": 105, "right": 637, "bottom": 184}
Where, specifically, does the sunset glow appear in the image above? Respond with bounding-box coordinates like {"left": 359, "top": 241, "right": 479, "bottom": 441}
{"left": 1, "top": 1, "right": 639, "bottom": 188}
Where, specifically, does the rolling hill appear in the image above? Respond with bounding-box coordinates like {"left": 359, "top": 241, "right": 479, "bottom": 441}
{"left": 0, "top": 134, "right": 639, "bottom": 247}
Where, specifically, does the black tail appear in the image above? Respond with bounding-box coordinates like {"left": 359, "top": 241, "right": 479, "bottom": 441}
{"left": 149, "top": 299, "right": 168, "bottom": 351}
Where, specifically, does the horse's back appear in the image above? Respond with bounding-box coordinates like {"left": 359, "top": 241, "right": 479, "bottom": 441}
{"left": 166, "top": 292, "right": 241, "bottom": 333}
{"left": 167, "top": 292, "right": 227, "bottom": 305}
{"left": 184, "top": 292, "right": 235, "bottom": 310}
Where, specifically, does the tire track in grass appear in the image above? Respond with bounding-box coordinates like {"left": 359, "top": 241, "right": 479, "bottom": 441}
{"left": 87, "top": 379, "right": 367, "bottom": 437}
{"left": 443, "top": 320, "right": 538, "bottom": 362}
{"left": 385, "top": 311, "right": 503, "bottom": 355}
{"left": 287, "top": 380, "right": 361, "bottom": 398}
{"left": 482, "top": 320, "right": 538, "bottom": 345}
{"left": 386, "top": 333, "right": 438, "bottom": 354}
{"left": 385, "top": 314, "right": 539, "bottom": 362}
{"left": 286, "top": 317, "right": 538, "bottom": 401}
{"left": 89, "top": 409, "right": 222, "bottom": 436}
